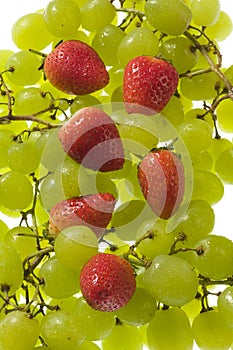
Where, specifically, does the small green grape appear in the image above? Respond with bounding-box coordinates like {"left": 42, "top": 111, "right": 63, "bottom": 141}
{"left": 190, "top": 0, "right": 220, "bottom": 26}
{"left": 70, "top": 95, "right": 101, "bottom": 114}
{"left": 102, "top": 323, "right": 144, "bottom": 350}
{"left": 92, "top": 24, "right": 126, "bottom": 66}
{"left": 13, "top": 87, "right": 50, "bottom": 115}
{"left": 39, "top": 256, "right": 80, "bottom": 299}
{"left": 147, "top": 308, "right": 194, "bottom": 350}
{"left": 12, "top": 12, "right": 53, "bottom": 50}
{"left": 192, "top": 310, "right": 233, "bottom": 350}
{"left": 215, "top": 147, "right": 233, "bottom": 184}
{"left": 160, "top": 37, "right": 198, "bottom": 74}
{"left": 205, "top": 11, "right": 233, "bottom": 41}
{"left": 75, "top": 297, "right": 115, "bottom": 341}
{"left": 143, "top": 254, "right": 199, "bottom": 306}
{"left": 192, "top": 150, "right": 213, "bottom": 170}
{"left": 54, "top": 226, "right": 98, "bottom": 271}
{"left": 192, "top": 169, "right": 224, "bottom": 204}
{"left": 0, "top": 241, "right": 24, "bottom": 295}
{"left": 5, "top": 51, "right": 42, "bottom": 86}
{"left": 191, "top": 235, "right": 233, "bottom": 279}
{"left": 117, "top": 27, "right": 159, "bottom": 67}
{"left": 44, "top": 0, "right": 81, "bottom": 37}
{"left": 80, "top": 0, "right": 116, "bottom": 32}
{"left": 177, "top": 118, "right": 213, "bottom": 156}
{"left": 4, "top": 226, "right": 37, "bottom": 260}
{"left": 173, "top": 200, "right": 215, "bottom": 244}
{"left": 218, "top": 286, "right": 233, "bottom": 329}
{"left": 161, "top": 95, "right": 184, "bottom": 127}
{"left": 0, "top": 171, "right": 33, "bottom": 210}
{"left": 0, "top": 311, "right": 40, "bottom": 350}
{"left": 144, "top": 0, "right": 192, "bottom": 36}
{"left": 216, "top": 98, "right": 233, "bottom": 132}
{"left": 208, "top": 137, "right": 232, "bottom": 161}
{"left": 39, "top": 173, "right": 65, "bottom": 211}
{"left": 0, "top": 49, "right": 14, "bottom": 72}
{"left": 41, "top": 310, "right": 84, "bottom": 349}
{"left": 180, "top": 72, "right": 220, "bottom": 100}
{"left": 7, "top": 142, "right": 40, "bottom": 174}
{"left": 115, "top": 288, "right": 157, "bottom": 326}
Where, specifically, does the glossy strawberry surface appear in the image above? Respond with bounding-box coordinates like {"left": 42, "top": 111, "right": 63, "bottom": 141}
{"left": 80, "top": 253, "right": 136, "bottom": 312}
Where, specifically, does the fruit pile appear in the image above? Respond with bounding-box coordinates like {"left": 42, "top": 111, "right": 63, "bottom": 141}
{"left": 0, "top": 0, "right": 233, "bottom": 349}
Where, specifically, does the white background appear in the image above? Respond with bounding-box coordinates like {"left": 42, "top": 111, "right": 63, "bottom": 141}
{"left": 0, "top": 1, "right": 233, "bottom": 350}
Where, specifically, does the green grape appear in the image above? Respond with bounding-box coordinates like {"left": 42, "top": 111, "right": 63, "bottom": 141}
{"left": 70, "top": 95, "right": 101, "bottom": 114}
{"left": 161, "top": 95, "right": 184, "bottom": 127}
{"left": 0, "top": 219, "right": 9, "bottom": 241}
{"left": 208, "top": 137, "right": 232, "bottom": 162}
{"left": 180, "top": 72, "right": 220, "bottom": 100}
{"left": 215, "top": 147, "right": 233, "bottom": 184}
{"left": 192, "top": 310, "right": 233, "bottom": 350}
{"left": 13, "top": 87, "right": 50, "bottom": 115}
{"left": 0, "top": 120, "right": 28, "bottom": 134}
{"left": 112, "top": 199, "right": 155, "bottom": 241}
{"left": 111, "top": 86, "right": 123, "bottom": 103}
{"left": 205, "top": 11, "right": 233, "bottom": 42}
{"left": 4, "top": 226, "right": 37, "bottom": 260}
{"left": 160, "top": 37, "right": 198, "bottom": 74}
{"left": 191, "top": 150, "right": 213, "bottom": 171}
{"left": 36, "top": 129, "right": 66, "bottom": 171}
{"left": 0, "top": 49, "right": 14, "bottom": 72}
{"left": 112, "top": 110, "right": 159, "bottom": 155}
{"left": 7, "top": 142, "right": 40, "bottom": 174}
{"left": 0, "top": 311, "right": 40, "bottom": 350}
{"left": 5, "top": 50, "right": 42, "bottom": 86}
{"left": 143, "top": 254, "right": 199, "bottom": 306}
{"left": 92, "top": 24, "right": 125, "bottom": 66}
{"left": 54, "top": 226, "right": 98, "bottom": 271}
{"left": 0, "top": 171, "right": 33, "bottom": 210}
{"left": 144, "top": 0, "right": 192, "bottom": 36}
{"left": 75, "top": 297, "right": 115, "bottom": 341}
{"left": 192, "top": 235, "right": 233, "bottom": 279}
{"left": 39, "top": 173, "right": 65, "bottom": 211}
{"left": 137, "top": 219, "right": 175, "bottom": 259}
{"left": 0, "top": 129, "right": 15, "bottom": 169}
{"left": 12, "top": 12, "right": 53, "bottom": 50}
{"left": 217, "top": 286, "right": 233, "bottom": 329}
{"left": 192, "top": 169, "right": 224, "bottom": 205}
{"left": 216, "top": 98, "right": 233, "bottom": 132}
{"left": 115, "top": 287, "right": 157, "bottom": 326}
{"left": 43, "top": 0, "right": 81, "bottom": 37}
{"left": 102, "top": 323, "right": 144, "bottom": 350}
{"left": 80, "top": 0, "right": 116, "bottom": 32}
{"left": 39, "top": 256, "right": 80, "bottom": 298}
{"left": 190, "top": 0, "right": 220, "bottom": 26}
{"left": 53, "top": 156, "right": 81, "bottom": 199}
{"left": 0, "top": 241, "right": 23, "bottom": 294}
{"left": 41, "top": 310, "right": 84, "bottom": 349}
{"left": 147, "top": 308, "right": 194, "bottom": 350}
{"left": 177, "top": 118, "right": 213, "bottom": 156}
{"left": 117, "top": 27, "right": 159, "bottom": 67}
{"left": 104, "top": 66, "right": 124, "bottom": 94}
{"left": 173, "top": 200, "right": 215, "bottom": 244}
{"left": 53, "top": 30, "right": 91, "bottom": 48}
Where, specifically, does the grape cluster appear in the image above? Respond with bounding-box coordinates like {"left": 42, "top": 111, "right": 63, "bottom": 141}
{"left": 0, "top": 0, "right": 233, "bottom": 349}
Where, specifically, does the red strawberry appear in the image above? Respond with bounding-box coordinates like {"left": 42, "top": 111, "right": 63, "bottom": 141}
{"left": 44, "top": 40, "right": 109, "bottom": 95}
{"left": 49, "top": 193, "right": 116, "bottom": 238}
{"left": 58, "top": 107, "right": 124, "bottom": 172}
{"left": 80, "top": 253, "right": 136, "bottom": 312}
{"left": 123, "top": 56, "right": 179, "bottom": 115}
{"left": 137, "top": 149, "right": 185, "bottom": 220}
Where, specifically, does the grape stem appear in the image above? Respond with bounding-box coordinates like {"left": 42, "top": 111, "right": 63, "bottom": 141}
{"left": 184, "top": 29, "right": 233, "bottom": 99}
